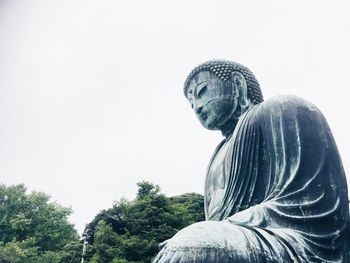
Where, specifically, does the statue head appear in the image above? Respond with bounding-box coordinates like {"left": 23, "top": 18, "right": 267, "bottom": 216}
{"left": 184, "top": 60, "right": 263, "bottom": 135}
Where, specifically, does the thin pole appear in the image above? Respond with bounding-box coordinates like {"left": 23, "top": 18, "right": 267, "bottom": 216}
{"left": 81, "top": 239, "right": 88, "bottom": 263}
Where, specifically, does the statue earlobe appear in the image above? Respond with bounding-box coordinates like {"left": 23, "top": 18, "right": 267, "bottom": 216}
{"left": 231, "top": 71, "right": 250, "bottom": 111}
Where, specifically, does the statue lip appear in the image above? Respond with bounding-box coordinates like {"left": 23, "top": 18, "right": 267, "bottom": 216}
{"left": 197, "top": 110, "right": 209, "bottom": 123}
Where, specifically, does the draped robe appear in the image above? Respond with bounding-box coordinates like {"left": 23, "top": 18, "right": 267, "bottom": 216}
{"left": 154, "top": 95, "right": 349, "bottom": 263}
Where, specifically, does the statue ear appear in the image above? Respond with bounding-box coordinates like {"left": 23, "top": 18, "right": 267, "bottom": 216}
{"left": 231, "top": 71, "right": 250, "bottom": 109}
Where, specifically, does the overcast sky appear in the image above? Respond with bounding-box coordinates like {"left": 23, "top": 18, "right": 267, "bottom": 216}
{"left": 1, "top": 0, "right": 350, "bottom": 234}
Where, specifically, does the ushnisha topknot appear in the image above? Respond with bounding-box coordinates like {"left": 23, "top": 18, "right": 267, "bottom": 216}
{"left": 184, "top": 60, "right": 264, "bottom": 105}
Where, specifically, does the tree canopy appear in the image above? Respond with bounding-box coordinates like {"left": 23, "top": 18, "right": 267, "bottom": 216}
{"left": 0, "top": 182, "right": 204, "bottom": 263}
{"left": 0, "top": 184, "right": 81, "bottom": 263}
{"left": 83, "top": 181, "right": 204, "bottom": 263}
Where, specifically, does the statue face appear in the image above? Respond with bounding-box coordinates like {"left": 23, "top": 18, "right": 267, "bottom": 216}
{"left": 187, "top": 71, "right": 238, "bottom": 130}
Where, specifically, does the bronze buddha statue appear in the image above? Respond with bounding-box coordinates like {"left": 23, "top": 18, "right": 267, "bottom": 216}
{"left": 154, "top": 60, "right": 349, "bottom": 263}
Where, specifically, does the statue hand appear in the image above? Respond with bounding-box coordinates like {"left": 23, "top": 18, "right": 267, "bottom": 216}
{"left": 153, "top": 223, "right": 206, "bottom": 263}
{"left": 158, "top": 239, "right": 168, "bottom": 250}
{"left": 154, "top": 236, "right": 195, "bottom": 262}
{"left": 153, "top": 239, "right": 175, "bottom": 262}
{"left": 152, "top": 240, "right": 178, "bottom": 263}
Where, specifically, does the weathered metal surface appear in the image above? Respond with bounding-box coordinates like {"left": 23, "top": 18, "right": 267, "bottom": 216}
{"left": 154, "top": 60, "right": 349, "bottom": 263}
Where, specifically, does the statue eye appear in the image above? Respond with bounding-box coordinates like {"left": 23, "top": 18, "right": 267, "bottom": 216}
{"left": 196, "top": 85, "right": 208, "bottom": 98}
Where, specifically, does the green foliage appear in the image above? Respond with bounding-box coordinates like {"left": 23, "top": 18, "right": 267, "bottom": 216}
{"left": 0, "top": 182, "right": 203, "bottom": 262}
{"left": 136, "top": 181, "right": 160, "bottom": 199}
{"left": 0, "top": 184, "right": 81, "bottom": 263}
{"left": 89, "top": 221, "right": 119, "bottom": 262}
{"left": 84, "top": 182, "right": 204, "bottom": 263}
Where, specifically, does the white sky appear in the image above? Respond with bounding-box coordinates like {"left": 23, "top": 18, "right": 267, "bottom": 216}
{"left": 1, "top": 0, "right": 350, "bottom": 234}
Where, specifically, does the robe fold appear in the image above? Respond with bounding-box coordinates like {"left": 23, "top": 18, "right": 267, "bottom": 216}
{"left": 204, "top": 95, "right": 349, "bottom": 262}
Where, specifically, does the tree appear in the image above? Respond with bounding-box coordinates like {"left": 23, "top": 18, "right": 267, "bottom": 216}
{"left": 136, "top": 181, "right": 160, "bottom": 199}
{"left": 0, "top": 184, "right": 81, "bottom": 263}
{"left": 83, "top": 182, "right": 204, "bottom": 262}
{"left": 89, "top": 221, "right": 119, "bottom": 263}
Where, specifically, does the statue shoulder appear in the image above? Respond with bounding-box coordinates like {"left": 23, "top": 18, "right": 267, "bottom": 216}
{"left": 260, "top": 94, "right": 317, "bottom": 108}
{"left": 257, "top": 95, "right": 321, "bottom": 116}
{"left": 247, "top": 95, "right": 325, "bottom": 133}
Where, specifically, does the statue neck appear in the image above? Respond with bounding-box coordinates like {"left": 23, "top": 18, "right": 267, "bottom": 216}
{"left": 221, "top": 118, "right": 238, "bottom": 138}
{"left": 220, "top": 103, "right": 254, "bottom": 139}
